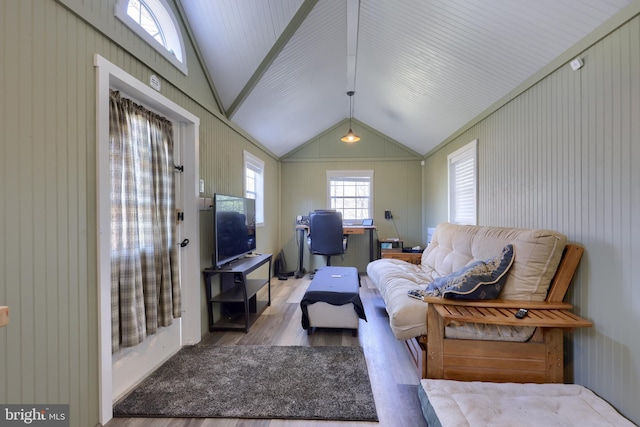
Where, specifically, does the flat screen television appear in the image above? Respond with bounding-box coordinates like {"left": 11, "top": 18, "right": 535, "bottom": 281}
{"left": 213, "top": 193, "right": 256, "bottom": 268}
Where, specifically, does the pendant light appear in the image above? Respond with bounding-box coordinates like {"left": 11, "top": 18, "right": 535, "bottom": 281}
{"left": 341, "top": 91, "right": 360, "bottom": 143}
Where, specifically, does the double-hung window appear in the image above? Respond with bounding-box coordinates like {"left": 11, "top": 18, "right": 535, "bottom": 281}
{"left": 326, "top": 170, "right": 373, "bottom": 222}
{"left": 448, "top": 139, "right": 477, "bottom": 225}
{"left": 244, "top": 151, "right": 265, "bottom": 226}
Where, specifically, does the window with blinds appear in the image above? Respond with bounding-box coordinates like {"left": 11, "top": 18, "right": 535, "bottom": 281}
{"left": 326, "top": 170, "right": 373, "bottom": 221}
{"left": 448, "top": 140, "right": 477, "bottom": 225}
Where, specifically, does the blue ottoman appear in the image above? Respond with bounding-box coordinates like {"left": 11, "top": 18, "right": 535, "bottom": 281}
{"left": 300, "top": 266, "right": 367, "bottom": 335}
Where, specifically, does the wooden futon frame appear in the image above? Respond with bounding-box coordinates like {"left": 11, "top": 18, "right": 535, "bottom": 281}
{"left": 415, "top": 244, "right": 592, "bottom": 383}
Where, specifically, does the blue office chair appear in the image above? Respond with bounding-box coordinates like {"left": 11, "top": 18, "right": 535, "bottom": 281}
{"left": 308, "top": 210, "right": 347, "bottom": 266}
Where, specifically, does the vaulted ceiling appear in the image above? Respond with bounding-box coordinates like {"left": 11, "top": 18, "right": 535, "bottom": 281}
{"left": 178, "top": 0, "right": 632, "bottom": 157}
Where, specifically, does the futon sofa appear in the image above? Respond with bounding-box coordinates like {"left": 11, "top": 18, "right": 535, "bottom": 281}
{"left": 367, "top": 222, "right": 590, "bottom": 383}
{"left": 367, "top": 222, "right": 568, "bottom": 341}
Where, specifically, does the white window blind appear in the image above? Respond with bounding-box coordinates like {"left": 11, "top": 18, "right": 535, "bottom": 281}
{"left": 448, "top": 140, "right": 477, "bottom": 225}
{"left": 326, "top": 170, "right": 373, "bottom": 221}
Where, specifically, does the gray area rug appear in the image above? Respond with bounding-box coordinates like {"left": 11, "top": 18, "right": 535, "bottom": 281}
{"left": 113, "top": 345, "right": 378, "bottom": 421}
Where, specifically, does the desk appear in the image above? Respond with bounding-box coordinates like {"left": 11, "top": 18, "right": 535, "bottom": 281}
{"left": 295, "top": 224, "right": 376, "bottom": 278}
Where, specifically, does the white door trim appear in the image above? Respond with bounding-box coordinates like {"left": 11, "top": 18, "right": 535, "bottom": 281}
{"left": 94, "top": 54, "right": 201, "bottom": 425}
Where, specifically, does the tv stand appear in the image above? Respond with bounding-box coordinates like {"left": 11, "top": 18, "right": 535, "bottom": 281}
{"left": 203, "top": 253, "right": 272, "bottom": 333}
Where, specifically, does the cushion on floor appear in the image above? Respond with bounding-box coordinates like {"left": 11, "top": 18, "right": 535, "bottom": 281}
{"left": 418, "top": 379, "right": 635, "bottom": 427}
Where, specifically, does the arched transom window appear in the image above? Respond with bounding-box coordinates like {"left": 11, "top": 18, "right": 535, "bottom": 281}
{"left": 116, "top": 0, "right": 188, "bottom": 75}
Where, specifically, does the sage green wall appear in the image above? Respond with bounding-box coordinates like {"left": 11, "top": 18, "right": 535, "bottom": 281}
{"left": 0, "top": 1, "right": 280, "bottom": 426}
{"left": 281, "top": 120, "right": 423, "bottom": 273}
{"left": 424, "top": 13, "right": 640, "bottom": 424}
{"left": 6, "top": 0, "right": 638, "bottom": 425}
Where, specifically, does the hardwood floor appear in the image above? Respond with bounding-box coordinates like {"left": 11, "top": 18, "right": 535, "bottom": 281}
{"left": 105, "top": 274, "right": 428, "bottom": 427}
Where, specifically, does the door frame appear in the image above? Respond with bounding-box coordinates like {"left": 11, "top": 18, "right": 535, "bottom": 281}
{"left": 94, "top": 54, "right": 201, "bottom": 425}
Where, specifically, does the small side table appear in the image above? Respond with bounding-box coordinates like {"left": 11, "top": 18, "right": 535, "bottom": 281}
{"left": 381, "top": 251, "right": 422, "bottom": 265}
{"left": 378, "top": 238, "right": 403, "bottom": 258}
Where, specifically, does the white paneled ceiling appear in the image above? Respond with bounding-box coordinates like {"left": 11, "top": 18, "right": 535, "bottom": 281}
{"left": 179, "top": 0, "right": 632, "bottom": 157}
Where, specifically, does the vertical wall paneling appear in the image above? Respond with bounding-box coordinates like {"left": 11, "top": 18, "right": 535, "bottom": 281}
{"left": 627, "top": 13, "right": 640, "bottom": 410}
{"left": 5, "top": 0, "right": 24, "bottom": 404}
{"left": 424, "top": 15, "right": 640, "bottom": 424}
{"left": 1, "top": 1, "right": 281, "bottom": 425}
{"left": 32, "top": 0, "right": 46, "bottom": 406}
{"left": 0, "top": 0, "right": 8, "bottom": 406}
{"left": 44, "top": 0, "right": 60, "bottom": 405}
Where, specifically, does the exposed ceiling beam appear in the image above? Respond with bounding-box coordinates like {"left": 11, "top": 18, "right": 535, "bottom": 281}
{"left": 226, "top": 0, "right": 319, "bottom": 118}
{"left": 346, "top": 0, "right": 360, "bottom": 93}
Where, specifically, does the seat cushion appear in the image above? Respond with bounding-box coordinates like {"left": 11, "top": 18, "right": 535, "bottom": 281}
{"left": 367, "top": 258, "right": 436, "bottom": 339}
{"left": 418, "top": 379, "right": 635, "bottom": 427}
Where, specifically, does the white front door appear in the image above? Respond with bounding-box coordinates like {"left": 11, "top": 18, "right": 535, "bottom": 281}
{"left": 95, "top": 55, "right": 201, "bottom": 425}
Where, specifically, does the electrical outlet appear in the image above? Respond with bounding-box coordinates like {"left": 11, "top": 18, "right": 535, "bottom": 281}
{"left": 384, "top": 210, "right": 392, "bottom": 219}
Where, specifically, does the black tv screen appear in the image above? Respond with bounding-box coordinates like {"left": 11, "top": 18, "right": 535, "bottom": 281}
{"left": 213, "top": 193, "right": 256, "bottom": 268}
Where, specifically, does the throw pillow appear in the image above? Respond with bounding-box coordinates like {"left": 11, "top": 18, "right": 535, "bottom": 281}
{"left": 423, "top": 244, "right": 515, "bottom": 300}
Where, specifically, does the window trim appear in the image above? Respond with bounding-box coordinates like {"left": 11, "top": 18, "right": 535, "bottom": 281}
{"left": 115, "top": 0, "right": 188, "bottom": 75}
{"left": 244, "top": 150, "right": 265, "bottom": 227}
{"left": 448, "top": 139, "right": 477, "bottom": 225}
{"left": 326, "top": 170, "right": 374, "bottom": 222}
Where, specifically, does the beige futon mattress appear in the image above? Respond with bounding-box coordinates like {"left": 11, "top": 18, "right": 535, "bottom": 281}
{"left": 418, "top": 379, "right": 636, "bottom": 427}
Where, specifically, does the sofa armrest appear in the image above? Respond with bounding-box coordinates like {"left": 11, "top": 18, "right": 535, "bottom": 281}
{"left": 424, "top": 297, "right": 592, "bottom": 329}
